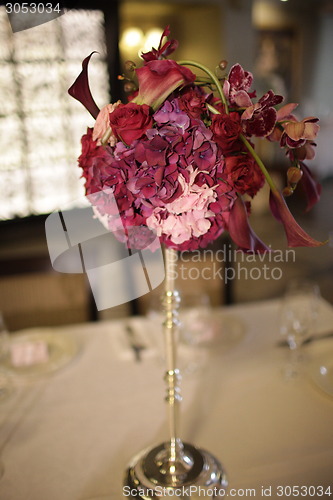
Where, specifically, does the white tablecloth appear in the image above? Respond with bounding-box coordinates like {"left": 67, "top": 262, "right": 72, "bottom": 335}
{"left": 0, "top": 298, "right": 333, "bottom": 499}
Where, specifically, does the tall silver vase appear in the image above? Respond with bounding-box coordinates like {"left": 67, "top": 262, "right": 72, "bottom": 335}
{"left": 124, "top": 248, "right": 227, "bottom": 498}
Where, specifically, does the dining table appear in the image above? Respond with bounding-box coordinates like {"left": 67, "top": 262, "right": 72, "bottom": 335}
{"left": 0, "top": 296, "right": 333, "bottom": 500}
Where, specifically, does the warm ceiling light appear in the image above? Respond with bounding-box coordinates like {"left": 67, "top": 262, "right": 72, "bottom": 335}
{"left": 120, "top": 27, "right": 144, "bottom": 49}
{"left": 142, "top": 28, "right": 164, "bottom": 53}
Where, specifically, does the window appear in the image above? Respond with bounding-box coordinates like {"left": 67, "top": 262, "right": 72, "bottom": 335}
{"left": 0, "top": 8, "right": 110, "bottom": 220}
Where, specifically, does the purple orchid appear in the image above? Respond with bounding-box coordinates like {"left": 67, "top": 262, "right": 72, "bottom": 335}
{"left": 242, "top": 90, "right": 283, "bottom": 137}
{"left": 223, "top": 63, "right": 256, "bottom": 107}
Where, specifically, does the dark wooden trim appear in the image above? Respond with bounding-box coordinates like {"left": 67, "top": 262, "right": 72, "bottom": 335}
{"left": 0, "top": 255, "right": 53, "bottom": 277}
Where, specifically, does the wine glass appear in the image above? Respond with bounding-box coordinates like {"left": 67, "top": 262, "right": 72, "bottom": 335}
{"left": 146, "top": 291, "right": 212, "bottom": 374}
{"left": 179, "top": 291, "right": 214, "bottom": 347}
{"left": 177, "top": 291, "right": 215, "bottom": 374}
{"left": 279, "top": 279, "right": 320, "bottom": 378}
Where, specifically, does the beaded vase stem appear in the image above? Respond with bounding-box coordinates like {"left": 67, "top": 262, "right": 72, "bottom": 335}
{"left": 124, "top": 247, "right": 227, "bottom": 498}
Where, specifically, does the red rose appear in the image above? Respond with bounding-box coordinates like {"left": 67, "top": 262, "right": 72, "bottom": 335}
{"left": 179, "top": 88, "right": 206, "bottom": 119}
{"left": 79, "top": 127, "right": 108, "bottom": 169}
{"left": 224, "top": 154, "right": 264, "bottom": 197}
{"left": 79, "top": 128, "right": 95, "bottom": 160}
{"left": 211, "top": 112, "right": 242, "bottom": 153}
{"left": 78, "top": 128, "right": 114, "bottom": 193}
{"left": 109, "top": 103, "right": 153, "bottom": 145}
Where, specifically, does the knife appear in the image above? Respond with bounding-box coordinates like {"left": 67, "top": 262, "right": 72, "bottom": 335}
{"left": 125, "top": 324, "right": 145, "bottom": 362}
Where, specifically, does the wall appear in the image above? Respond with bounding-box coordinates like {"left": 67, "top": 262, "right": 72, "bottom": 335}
{"left": 253, "top": 0, "right": 333, "bottom": 178}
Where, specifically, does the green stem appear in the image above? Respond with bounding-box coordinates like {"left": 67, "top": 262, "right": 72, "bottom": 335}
{"left": 206, "top": 103, "right": 220, "bottom": 115}
{"left": 194, "top": 76, "right": 213, "bottom": 84}
{"left": 177, "top": 60, "right": 229, "bottom": 114}
{"left": 240, "top": 134, "right": 277, "bottom": 192}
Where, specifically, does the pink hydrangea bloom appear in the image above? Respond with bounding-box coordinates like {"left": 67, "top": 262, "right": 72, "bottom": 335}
{"left": 146, "top": 168, "right": 217, "bottom": 245}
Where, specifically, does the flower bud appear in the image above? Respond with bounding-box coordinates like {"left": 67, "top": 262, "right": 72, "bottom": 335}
{"left": 124, "top": 81, "right": 136, "bottom": 93}
{"left": 287, "top": 166, "right": 303, "bottom": 185}
{"left": 283, "top": 186, "right": 294, "bottom": 197}
{"left": 219, "top": 60, "right": 228, "bottom": 70}
{"left": 125, "top": 60, "right": 136, "bottom": 72}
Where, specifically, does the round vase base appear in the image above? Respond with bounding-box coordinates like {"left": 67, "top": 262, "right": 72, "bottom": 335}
{"left": 124, "top": 442, "right": 228, "bottom": 498}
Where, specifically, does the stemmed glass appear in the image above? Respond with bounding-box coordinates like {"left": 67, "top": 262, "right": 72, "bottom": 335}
{"left": 179, "top": 291, "right": 213, "bottom": 347}
{"left": 146, "top": 291, "right": 213, "bottom": 374}
{"left": 279, "top": 280, "right": 320, "bottom": 378}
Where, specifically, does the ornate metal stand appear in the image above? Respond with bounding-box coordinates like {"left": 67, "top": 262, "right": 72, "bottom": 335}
{"left": 124, "top": 248, "right": 227, "bottom": 498}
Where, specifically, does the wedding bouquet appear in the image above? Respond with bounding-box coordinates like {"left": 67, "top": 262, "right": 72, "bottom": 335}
{"left": 69, "top": 26, "right": 323, "bottom": 252}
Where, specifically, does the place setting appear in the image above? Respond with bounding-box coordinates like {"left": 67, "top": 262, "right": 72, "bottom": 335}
{"left": 277, "top": 279, "right": 333, "bottom": 397}
{"left": 306, "top": 337, "right": 333, "bottom": 398}
{"left": 107, "top": 290, "right": 246, "bottom": 372}
{"left": 0, "top": 312, "right": 82, "bottom": 383}
{"left": 143, "top": 290, "right": 246, "bottom": 373}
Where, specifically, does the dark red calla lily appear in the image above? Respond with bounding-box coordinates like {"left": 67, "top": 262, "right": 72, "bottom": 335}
{"left": 299, "top": 162, "right": 322, "bottom": 212}
{"left": 269, "top": 189, "right": 324, "bottom": 247}
{"left": 228, "top": 196, "right": 271, "bottom": 253}
{"left": 68, "top": 52, "right": 100, "bottom": 119}
{"left": 134, "top": 59, "right": 196, "bottom": 110}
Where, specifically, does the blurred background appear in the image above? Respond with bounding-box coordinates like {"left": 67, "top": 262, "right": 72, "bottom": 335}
{"left": 0, "top": 0, "right": 332, "bottom": 330}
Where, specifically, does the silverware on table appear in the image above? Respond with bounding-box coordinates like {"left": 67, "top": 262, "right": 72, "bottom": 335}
{"left": 277, "top": 330, "right": 333, "bottom": 347}
{"left": 125, "top": 324, "right": 146, "bottom": 362}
